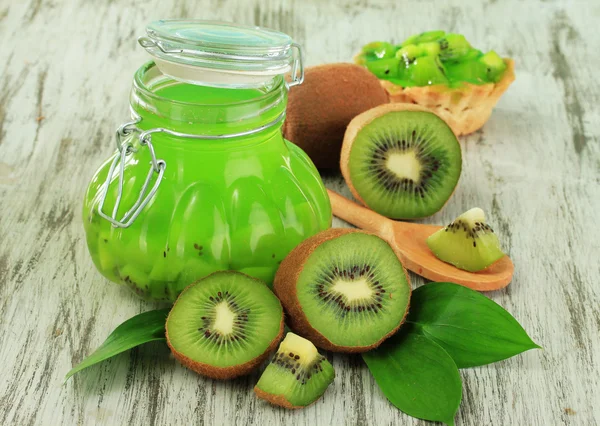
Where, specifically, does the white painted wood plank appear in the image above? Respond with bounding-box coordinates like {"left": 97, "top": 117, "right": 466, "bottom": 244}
{"left": 0, "top": 0, "right": 598, "bottom": 425}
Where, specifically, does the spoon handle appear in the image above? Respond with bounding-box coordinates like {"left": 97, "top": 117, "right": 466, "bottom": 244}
{"left": 327, "top": 189, "right": 393, "bottom": 238}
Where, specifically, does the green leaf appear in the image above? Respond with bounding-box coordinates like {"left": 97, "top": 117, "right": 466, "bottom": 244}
{"left": 407, "top": 282, "right": 541, "bottom": 368}
{"left": 65, "top": 308, "right": 170, "bottom": 382}
{"left": 363, "top": 331, "right": 462, "bottom": 426}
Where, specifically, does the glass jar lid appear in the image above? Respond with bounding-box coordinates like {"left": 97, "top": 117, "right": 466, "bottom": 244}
{"left": 138, "top": 20, "right": 303, "bottom": 88}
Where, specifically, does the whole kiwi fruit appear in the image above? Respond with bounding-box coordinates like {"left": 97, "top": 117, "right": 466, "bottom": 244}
{"left": 273, "top": 228, "right": 411, "bottom": 353}
{"left": 283, "top": 63, "right": 389, "bottom": 170}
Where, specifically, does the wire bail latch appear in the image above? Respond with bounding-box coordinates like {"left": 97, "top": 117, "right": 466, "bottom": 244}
{"left": 96, "top": 110, "right": 287, "bottom": 228}
{"left": 97, "top": 120, "right": 166, "bottom": 229}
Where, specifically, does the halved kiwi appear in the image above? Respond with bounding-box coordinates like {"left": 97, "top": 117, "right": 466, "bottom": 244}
{"left": 340, "top": 103, "right": 462, "bottom": 219}
{"left": 166, "top": 271, "right": 284, "bottom": 380}
{"left": 274, "top": 228, "right": 411, "bottom": 352}
{"left": 427, "top": 207, "right": 505, "bottom": 272}
{"left": 254, "top": 332, "right": 335, "bottom": 409}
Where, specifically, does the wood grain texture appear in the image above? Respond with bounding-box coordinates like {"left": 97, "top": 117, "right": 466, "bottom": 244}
{"left": 0, "top": 0, "right": 598, "bottom": 425}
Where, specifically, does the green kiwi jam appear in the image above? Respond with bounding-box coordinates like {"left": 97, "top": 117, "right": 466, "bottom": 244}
{"left": 83, "top": 62, "right": 331, "bottom": 301}
{"left": 356, "top": 31, "right": 508, "bottom": 88}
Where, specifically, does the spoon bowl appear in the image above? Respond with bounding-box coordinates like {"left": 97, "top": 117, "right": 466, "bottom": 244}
{"left": 328, "top": 189, "right": 514, "bottom": 291}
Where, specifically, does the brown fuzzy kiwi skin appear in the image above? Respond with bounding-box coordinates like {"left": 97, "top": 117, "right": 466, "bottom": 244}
{"left": 339, "top": 103, "right": 460, "bottom": 218}
{"left": 254, "top": 387, "right": 303, "bottom": 409}
{"left": 166, "top": 271, "right": 285, "bottom": 380}
{"left": 254, "top": 386, "right": 325, "bottom": 410}
{"left": 283, "top": 63, "right": 389, "bottom": 170}
{"left": 273, "top": 228, "right": 411, "bottom": 353}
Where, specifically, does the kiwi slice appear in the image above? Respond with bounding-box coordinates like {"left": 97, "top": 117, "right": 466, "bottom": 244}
{"left": 444, "top": 60, "right": 488, "bottom": 85}
{"left": 479, "top": 51, "right": 507, "bottom": 82}
{"left": 401, "top": 30, "right": 445, "bottom": 46}
{"left": 438, "top": 33, "right": 473, "bottom": 61}
{"left": 274, "top": 228, "right": 411, "bottom": 352}
{"left": 254, "top": 332, "right": 335, "bottom": 408}
{"left": 340, "top": 103, "right": 462, "bottom": 219}
{"left": 445, "top": 51, "right": 507, "bottom": 85}
{"left": 402, "top": 56, "right": 449, "bottom": 86}
{"left": 395, "top": 44, "right": 423, "bottom": 63}
{"left": 427, "top": 207, "right": 505, "bottom": 272}
{"left": 366, "top": 57, "right": 401, "bottom": 78}
{"left": 396, "top": 42, "right": 440, "bottom": 63}
{"left": 166, "top": 271, "right": 284, "bottom": 379}
{"left": 361, "top": 41, "right": 397, "bottom": 60}
{"left": 445, "top": 48, "right": 483, "bottom": 63}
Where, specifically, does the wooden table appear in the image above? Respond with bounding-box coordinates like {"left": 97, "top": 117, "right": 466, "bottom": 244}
{"left": 1, "top": 0, "right": 598, "bottom": 425}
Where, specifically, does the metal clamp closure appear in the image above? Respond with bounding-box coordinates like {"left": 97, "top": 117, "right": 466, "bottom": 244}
{"left": 97, "top": 111, "right": 286, "bottom": 228}
{"left": 98, "top": 120, "right": 166, "bottom": 229}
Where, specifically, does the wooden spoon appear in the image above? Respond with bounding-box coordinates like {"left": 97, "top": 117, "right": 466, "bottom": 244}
{"left": 327, "top": 189, "right": 514, "bottom": 291}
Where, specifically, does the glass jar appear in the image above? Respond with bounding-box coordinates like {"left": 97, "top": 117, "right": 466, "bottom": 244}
{"left": 83, "top": 21, "right": 331, "bottom": 301}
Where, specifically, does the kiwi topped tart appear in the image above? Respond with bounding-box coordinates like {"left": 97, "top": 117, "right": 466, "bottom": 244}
{"left": 166, "top": 271, "right": 284, "bottom": 380}
{"left": 357, "top": 31, "right": 508, "bottom": 87}
{"left": 341, "top": 103, "right": 462, "bottom": 220}
{"left": 355, "top": 31, "right": 515, "bottom": 136}
{"left": 254, "top": 332, "right": 335, "bottom": 409}
{"left": 427, "top": 207, "right": 506, "bottom": 272}
{"left": 274, "top": 228, "right": 411, "bottom": 353}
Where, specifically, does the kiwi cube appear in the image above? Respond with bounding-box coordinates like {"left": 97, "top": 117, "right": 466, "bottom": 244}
{"left": 254, "top": 333, "right": 335, "bottom": 408}
{"left": 427, "top": 207, "right": 505, "bottom": 272}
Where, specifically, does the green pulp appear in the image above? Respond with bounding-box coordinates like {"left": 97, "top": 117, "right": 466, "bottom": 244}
{"left": 296, "top": 232, "right": 410, "bottom": 347}
{"left": 167, "top": 272, "right": 283, "bottom": 367}
{"left": 83, "top": 62, "right": 332, "bottom": 301}
{"left": 255, "top": 353, "right": 335, "bottom": 407}
{"left": 356, "top": 31, "right": 508, "bottom": 88}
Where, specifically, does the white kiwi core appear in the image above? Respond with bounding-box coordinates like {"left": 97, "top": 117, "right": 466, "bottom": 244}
{"left": 279, "top": 332, "right": 318, "bottom": 364}
{"left": 212, "top": 302, "right": 235, "bottom": 335}
{"left": 385, "top": 150, "right": 422, "bottom": 182}
{"left": 331, "top": 277, "right": 374, "bottom": 302}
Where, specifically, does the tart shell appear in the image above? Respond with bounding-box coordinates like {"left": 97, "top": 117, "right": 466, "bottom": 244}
{"left": 378, "top": 59, "right": 515, "bottom": 136}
